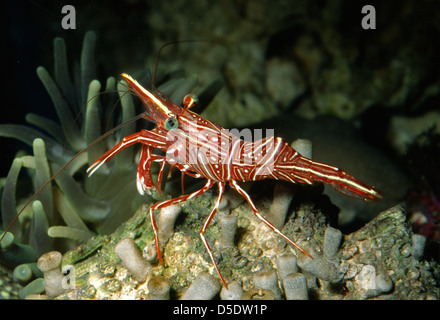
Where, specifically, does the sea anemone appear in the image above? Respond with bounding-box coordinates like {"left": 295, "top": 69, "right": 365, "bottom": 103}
{"left": 0, "top": 31, "right": 221, "bottom": 298}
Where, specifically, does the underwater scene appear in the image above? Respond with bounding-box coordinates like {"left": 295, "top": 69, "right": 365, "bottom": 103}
{"left": 1, "top": 0, "right": 439, "bottom": 301}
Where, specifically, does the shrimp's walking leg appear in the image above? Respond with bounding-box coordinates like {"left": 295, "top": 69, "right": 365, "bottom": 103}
{"left": 199, "top": 182, "right": 226, "bottom": 287}
{"left": 230, "top": 180, "right": 312, "bottom": 259}
{"left": 149, "top": 180, "right": 215, "bottom": 265}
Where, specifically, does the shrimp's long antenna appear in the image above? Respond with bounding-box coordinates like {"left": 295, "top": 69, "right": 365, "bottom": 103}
{"left": 0, "top": 111, "right": 146, "bottom": 243}
{"left": 151, "top": 40, "right": 212, "bottom": 89}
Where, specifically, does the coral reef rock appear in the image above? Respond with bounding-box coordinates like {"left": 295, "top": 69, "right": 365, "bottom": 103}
{"left": 24, "top": 191, "right": 439, "bottom": 299}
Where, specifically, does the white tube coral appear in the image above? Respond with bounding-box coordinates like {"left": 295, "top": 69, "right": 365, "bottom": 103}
{"left": 242, "top": 289, "right": 276, "bottom": 300}
{"left": 291, "top": 138, "right": 313, "bottom": 159}
{"left": 297, "top": 254, "right": 337, "bottom": 282}
{"left": 266, "top": 140, "right": 312, "bottom": 230}
{"left": 220, "top": 280, "right": 244, "bottom": 300}
{"left": 148, "top": 275, "right": 171, "bottom": 300}
{"left": 252, "top": 269, "right": 281, "bottom": 300}
{"left": 158, "top": 204, "right": 182, "bottom": 249}
{"left": 267, "top": 183, "right": 294, "bottom": 230}
{"left": 218, "top": 214, "right": 238, "bottom": 250}
{"left": 37, "top": 251, "right": 65, "bottom": 298}
{"left": 357, "top": 265, "right": 393, "bottom": 299}
{"left": 179, "top": 272, "right": 221, "bottom": 300}
{"left": 114, "top": 238, "right": 151, "bottom": 283}
{"left": 275, "top": 252, "right": 298, "bottom": 281}
{"left": 411, "top": 234, "right": 426, "bottom": 260}
{"left": 142, "top": 244, "right": 157, "bottom": 263}
{"left": 282, "top": 273, "right": 309, "bottom": 300}
{"left": 323, "top": 226, "right": 343, "bottom": 260}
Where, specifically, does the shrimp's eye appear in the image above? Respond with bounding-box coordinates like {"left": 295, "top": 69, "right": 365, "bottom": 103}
{"left": 164, "top": 116, "right": 179, "bottom": 131}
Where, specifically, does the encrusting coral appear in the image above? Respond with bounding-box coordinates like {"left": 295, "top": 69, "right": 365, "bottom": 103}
{"left": 23, "top": 184, "right": 437, "bottom": 300}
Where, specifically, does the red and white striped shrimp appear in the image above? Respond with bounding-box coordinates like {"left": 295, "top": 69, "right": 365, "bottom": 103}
{"left": 86, "top": 73, "right": 382, "bottom": 287}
